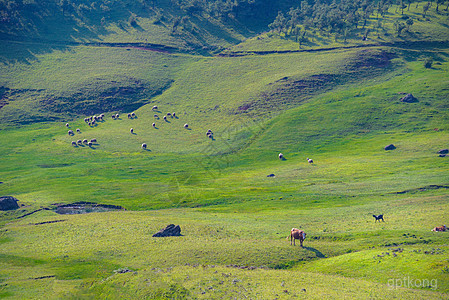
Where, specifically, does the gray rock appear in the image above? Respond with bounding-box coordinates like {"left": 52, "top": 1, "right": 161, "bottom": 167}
{"left": 384, "top": 144, "right": 396, "bottom": 150}
{"left": 400, "top": 93, "right": 418, "bottom": 103}
{"left": 0, "top": 196, "right": 19, "bottom": 211}
{"left": 153, "top": 224, "right": 182, "bottom": 237}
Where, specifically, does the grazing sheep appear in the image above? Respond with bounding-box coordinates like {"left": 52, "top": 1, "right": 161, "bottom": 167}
{"left": 65, "top": 123, "right": 69, "bottom": 127}
{"left": 163, "top": 116, "right": 167, "bottom": 121}
{"left": 83, "top": 139, "right": 88, "bottom": 144}
{"left": 84, "top": 118, "right": 88, "bottom": 122}
{"left": 77, "top": 139, "right": 82, "bottom": 144}
{"left": 71, "top": 141, "right": 77, "bottom": 146}
{"left": 128, "top": 113, "right": 131, "bottom": 119}
{"left": 152, "top": 105, "right": 158, "bottom": 110}
{"left": 99, "top": 114, "right": 105, "bottom": 118}
{"left": 131, "top": 112, "right": 135, "bottom": 117}
{"left": 172, "top": 112, "right": 176, "bottom": 117}
{"left": 130, "top": 128, "right": 134, "bottom": 134}
{"left": 152, "top": 123, "right": 156, "bottom": 127}
{"left": 307, "top": 158, "right": 313, "bottom": 164}
{"left": 76, "top": 128, "right": 80, "bottom": 133}
{"left": 184, "top": 123, "right": 189, "bottom": 128}
{"left": 88, "top": 122, "right": 92, "bottom": 126}
{"left": 90, "top": 138, "right": 97, "bottom": 143}
{"left": 154, "top": 114, "right": 159, "bottom": 118}
{"left": 68, "top": 130, "right": 74, "bottom": 135}
{"left": 115, "top": 114, "right": 120, "bottom": 119}
{"left": 112, "top": 115, "right": 116, "bottom": 120}
{"left": 88, "top": 142, "right": 93, "bottom": 147}
{"left": 279, "top": 153, "right": 284, "bottom": 160}
{"left": 142, "top": 143, "right": 147, "bottom": 150}
{"left": 167, "top": 112, "right": 171, "bottom": 116}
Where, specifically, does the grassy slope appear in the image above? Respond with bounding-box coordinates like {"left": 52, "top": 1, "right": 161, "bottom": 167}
{"left": 1, "top": 2, "right": 449, "bottom": 299}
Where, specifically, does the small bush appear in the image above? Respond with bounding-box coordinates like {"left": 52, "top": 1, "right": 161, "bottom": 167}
{"left": 424, "top": 57, "right": 433, "bottom": 68}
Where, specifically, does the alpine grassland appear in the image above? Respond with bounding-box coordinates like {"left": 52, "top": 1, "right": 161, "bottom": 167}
{"left": 1, "top": 0, "right": 449, "bottom": 298}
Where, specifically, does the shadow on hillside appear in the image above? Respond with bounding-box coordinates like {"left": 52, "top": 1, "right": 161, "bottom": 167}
{"left": 0, "top": 7, "right": 110, "bottom": 64}
{"left": 304, "top": 246, "right": 325, "bottom": 258}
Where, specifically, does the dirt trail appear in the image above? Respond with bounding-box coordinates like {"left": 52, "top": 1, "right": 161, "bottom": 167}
{"left": 217, "top": 40, "right": 449, "bottom": 57}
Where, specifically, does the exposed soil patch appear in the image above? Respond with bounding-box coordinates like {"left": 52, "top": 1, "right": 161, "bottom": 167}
{"left": 31, "top": 219, "right": 66, "bottom": 226}
{"left": 394, "top": 185, "right": 449, "bottom": 194}
{"left": 29, "top": 275, "right": 55, "bottom": 280}
{"left": 16, "top": 208, "right": 51, "bottom": 219}
{"left": 235, "top": 49, "right": 395, "bottom": 115}
{"left": 40, "top": 79, "right": 173, "bottom": 116}
{"left": 37, "top": 163, "right": 73, "bottom": 168}
{"left": 54, "top": 201, "right": 125, "bottom": 214}
{"left": 0, "top": 87, "right": 45, "bottom": 110}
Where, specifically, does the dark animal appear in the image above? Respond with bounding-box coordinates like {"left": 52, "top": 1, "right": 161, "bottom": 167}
{"left": 289, "top": 228, "right": 306, "bottom": 247}
{"left": 432, "top": 225, "right": 446, "bottom": 232}
{"left": 373, "top": 214, "right": 384, "bottom": 222}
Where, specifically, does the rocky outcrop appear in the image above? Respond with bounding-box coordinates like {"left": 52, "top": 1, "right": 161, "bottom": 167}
{"left": 400, "top": 93, "right": 418, "bottom": 103}
{"left": 0, "top": 196, "right": 19, "bottom": 211}
{"left": 384, "top": 144, "right": 396, "bottom": 150}
{"left": 152, "top": 224, "right": 182, "bottom": 237}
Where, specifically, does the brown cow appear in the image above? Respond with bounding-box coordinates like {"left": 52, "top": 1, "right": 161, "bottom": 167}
{"left": 432, "top": 225, "right": 447, "bottom": 232}
{"left": 289, "top": 228, "right": 306, "bottom": 247}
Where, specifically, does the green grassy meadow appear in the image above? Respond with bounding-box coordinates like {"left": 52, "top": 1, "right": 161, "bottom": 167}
{"left": 1, "top": 1, "right": 449, "bottom": 298}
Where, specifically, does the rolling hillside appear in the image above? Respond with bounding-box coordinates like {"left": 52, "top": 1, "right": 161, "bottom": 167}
{"left": 1, "top": 0, "right": 449, "bottom": 298}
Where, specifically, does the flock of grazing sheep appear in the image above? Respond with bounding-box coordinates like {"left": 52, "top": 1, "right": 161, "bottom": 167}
{"left": 65, "top": 105, "right": 207, "bottom": 151}
{"left": 66, "top": 106, "right": 314, "bottom": 166}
